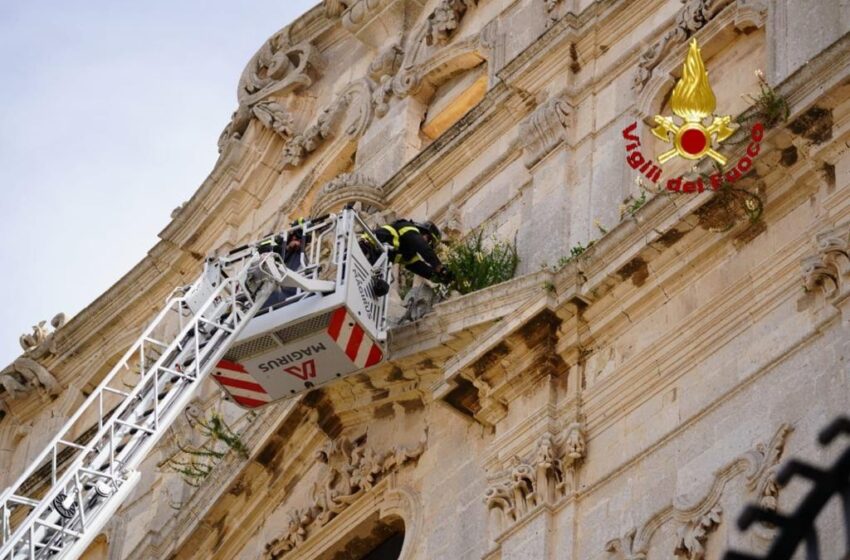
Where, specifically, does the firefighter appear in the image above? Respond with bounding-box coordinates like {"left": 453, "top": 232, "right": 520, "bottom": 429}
{"left": 259, "top": 218, "right": 310, "bottom": 310}
{"left": 361, "top": 219, "right": 453, "bottom": 296}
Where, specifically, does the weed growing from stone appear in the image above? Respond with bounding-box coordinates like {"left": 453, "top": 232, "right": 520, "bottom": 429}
{"left": 442, "top": 230, "right": 519, "bottom": 295}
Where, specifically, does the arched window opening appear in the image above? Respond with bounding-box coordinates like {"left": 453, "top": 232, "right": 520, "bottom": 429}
{"left": 421, "top": 63, "right": 487, "bottom": 140}
{"left": 325, "top": 514, "right": 406, "bottom": 560}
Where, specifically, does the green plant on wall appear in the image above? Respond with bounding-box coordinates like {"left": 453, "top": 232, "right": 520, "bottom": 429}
{"left": 442, "top": 230, "right": 519, "bottom": 295}
{"left": 167, "top": 412, "right": 249, "bottom": 487}
{"left": 748, "top": 69, "right": 789, "bottom": 128}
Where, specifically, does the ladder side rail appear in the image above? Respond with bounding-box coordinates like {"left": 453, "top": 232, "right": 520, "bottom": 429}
{"left": 1, "top": 257, "right": 264, "bottom": 559}
{"left": 349, "top": 210, "right": 391, "bottom": 336}
{"left": 114, "top": 278, "right": 276, "bottom": 473}
{"left": 0, "top": 287, "right": 229, "bottom": 556}
{"left": 0, "top": 253, "right": 266, "bottom": 559}
{"left": 0, "top": 269, "right": 207, "bottom": 507}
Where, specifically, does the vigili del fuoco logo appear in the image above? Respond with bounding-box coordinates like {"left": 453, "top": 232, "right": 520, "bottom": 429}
{"left": 622, "top": 38, "right": 764, "bottom": 193}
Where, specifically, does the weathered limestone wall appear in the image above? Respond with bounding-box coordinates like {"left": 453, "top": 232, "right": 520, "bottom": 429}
{"left": 2, "top": 1, "right": 850, "bottom": 559}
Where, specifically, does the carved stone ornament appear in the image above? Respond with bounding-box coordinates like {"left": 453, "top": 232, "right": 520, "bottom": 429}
{"left": 545, "top": 0, "right": 564, "bottom": 28}
{"left": 238, "top": 34, "right": 325, "bottom": 106}
{"left": 604, "top": 424, "right": 792, "bottom": 560}
{"left": 425, "top": 0, "right": 477, "bottom": 46}
{"left": 252, "top": 100, "right": 295, "bottom": 138}
{"left": 369, "top": 43, "right": 404, "bottom": 80}
{"left": 218, "top": 101, "right": 296, "bottom": 152}
{"left": 673, "top": 504, "right": 722, "bottom": 560}
{"left": 520, "top": 95, "right": 570, "bottom": 168}
{"left": 485, "top": 423, "right": 586, "bottom": 537}
{"left": 632, "top": 0, "right": 735, "bottom": 93}
{"left": 801, "top": 222, "right": 850, "bottom": 300}
{"left": 311, "top": 172, "right": 385, "bottom": 216}
{"left": 1, "top": 313, "right": 64, "bottom": 406}
{"left": 362, "top": 44, "right": 404, "bottom": 119}
{"left": 281, "top": 79, "right": 373, "bottom": 168}
{"left": 264, "top": 433, "right": 425, "bottom": 559}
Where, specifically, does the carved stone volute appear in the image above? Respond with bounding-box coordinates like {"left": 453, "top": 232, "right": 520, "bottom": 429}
{"left": 1, "top": 313, "right": 65, "bottom": 407}
{"left": 801, "top": 222, "right": 850, "bottom": 301}
{"left": 238, "top": 35, "right": 325, "bottom": 106}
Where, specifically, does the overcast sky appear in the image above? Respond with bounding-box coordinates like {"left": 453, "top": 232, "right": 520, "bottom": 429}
{"left": 0, "top": 1, "right": 316, "bottom": 366}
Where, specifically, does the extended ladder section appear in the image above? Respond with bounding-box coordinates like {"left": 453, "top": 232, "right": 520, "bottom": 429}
{"left": 0, "top": 209, "right": 389, "bottom": 560}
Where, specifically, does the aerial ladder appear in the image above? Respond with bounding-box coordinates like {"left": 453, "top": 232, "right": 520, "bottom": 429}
{"left": 0, "top": 209, "right": 390, "bottom": 560}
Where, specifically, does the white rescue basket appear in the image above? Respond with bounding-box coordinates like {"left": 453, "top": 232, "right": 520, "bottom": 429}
{"left": 210, "top": 209, "right": 390, "bottom": 408}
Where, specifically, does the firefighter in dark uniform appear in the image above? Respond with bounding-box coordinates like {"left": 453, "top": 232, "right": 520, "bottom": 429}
{"left": 361, "top": 219, "right": 453, "bottom": 296}
{"left": 258, "top": 218, "right": 310, "bottom": 310}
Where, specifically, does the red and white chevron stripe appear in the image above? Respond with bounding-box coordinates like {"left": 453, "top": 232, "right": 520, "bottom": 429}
{"left": 213, "top": 359, "right": 271, "bottom": 408}
{"left": 327, "top": 307, "right": 383, "bottom": 369}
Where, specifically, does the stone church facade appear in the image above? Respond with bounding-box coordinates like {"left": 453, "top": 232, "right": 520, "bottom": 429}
{"left": 2, "top": 0, "right": 850, "bottom": 558}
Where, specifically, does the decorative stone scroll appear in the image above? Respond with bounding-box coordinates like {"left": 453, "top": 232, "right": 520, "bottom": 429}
{"left": 632, "top": 0, "right": 735, "bottom": 93}
{"left": 215, "top": 29, "right": 325, "bottom": 153}
{"left": 264, "top": 433, "right": 426, "bottom": 559}
{"left": 1, "top": 314, "right": 64, "bottom": 406}
{"left": 801, "top": 222, "right": 850, "bottom": 301}
{"left": 238, "top": 36, "right": 325, "bottom": 106}
{"left": 484, "top": 423, "right": 586, "bottom": 537}
{"left": 605, "top": 424, "right": 792, "bottom": 560}
{"left": 519, "top": 95, "right": 570, "bottom": 168}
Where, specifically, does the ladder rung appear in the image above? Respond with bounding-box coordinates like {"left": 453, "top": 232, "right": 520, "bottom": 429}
{"left": 197, "top": 317, "right": 234, "bottom": 333}
{"left": 7, "top": 495, "right": 39, "bottom": 507}
{"left": 156, "top": 366, "right": 194, "bottom": 381}
{"left": 77, "top": 467, "right": 120, "bottom": 482}
{"left": 33, "top": 518, "right": 83, "bottom": 539}
{"left": 114, "top": 420, "right": 155, "bottom": 435}
{"left": 142, "top": 337, "right": 168, "bottom": 348}
{"left": 102, "top": 386, "right": 131, "bottom": 398}
{"left": 57, "top": 439, "right": 86, "bottom": 451}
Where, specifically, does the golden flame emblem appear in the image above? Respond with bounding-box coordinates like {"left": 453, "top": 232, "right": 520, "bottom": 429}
{"left": 651, "top": 39, "right": 736, "bottom": 165}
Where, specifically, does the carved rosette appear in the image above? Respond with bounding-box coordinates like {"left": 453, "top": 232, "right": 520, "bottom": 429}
{"left": 520, "top": 96, "right": 570, "bottom": 168}
{"left": 484, "top": 424, "right": 586, "bottom": 538}
{"left": 264, "top": 433, "right": 425, "bottom": 559}
{"left": 632, "top": 0, "right": 735, "bottom": 93}
{"left": 311, "top": 172, "right": 385, "bottom": 216}
{"left": 801, "top": 223, "right": 850, "bottom": 300}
